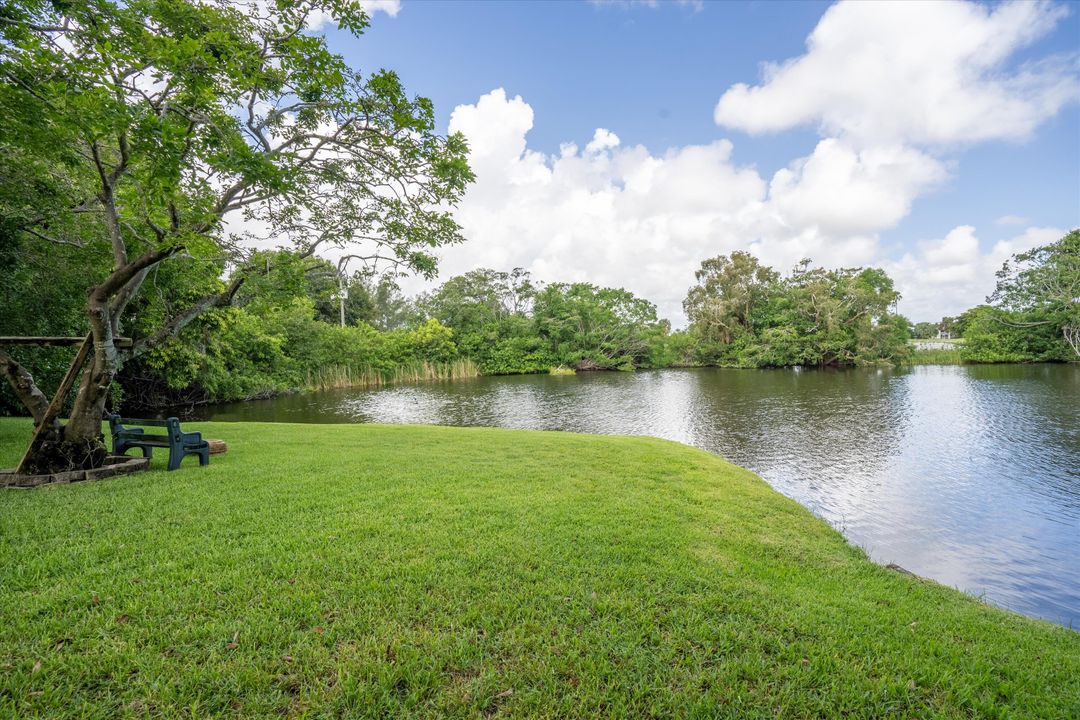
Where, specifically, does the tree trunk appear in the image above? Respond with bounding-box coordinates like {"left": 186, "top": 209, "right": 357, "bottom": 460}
{"left": 13, "top": 263, "right": 144, "bottom": 472}
{"left": 13, "top": 357, "right": 119, "bottom": 475}
{"left": 60, "top": 280, "right": 125, "bottom": 445}
{"left": 64, "top": 358, "right": 113, "bottom": 442}
{"left": 339, "top": 272, "right": 346, "bottom": 328}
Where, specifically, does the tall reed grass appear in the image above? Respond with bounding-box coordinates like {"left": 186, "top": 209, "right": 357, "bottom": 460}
{"left": 304, "top": 359, "right": 479, "bottom": 391}
{"left": 900, "top": 348, "right": 968, "bottom": 365}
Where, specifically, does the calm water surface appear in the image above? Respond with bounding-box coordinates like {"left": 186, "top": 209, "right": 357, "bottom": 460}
{"left": 196, "top": 365, "right": 1080, "bottom": 627}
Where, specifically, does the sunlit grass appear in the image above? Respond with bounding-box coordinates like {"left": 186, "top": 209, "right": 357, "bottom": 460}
{"left": 1, "top": 418, "right": 1077, "bottom": 718}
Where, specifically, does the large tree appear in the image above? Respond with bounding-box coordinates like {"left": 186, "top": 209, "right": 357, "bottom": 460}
{"left": 682, "top": 252, "right": 908, "bottom": 367}
{"left": 683, "top": 251, "right": 780, "bottom": 345}
{"left": 0, "top": 0, "right": 472, "bottom": 472}
{"left": 533, "top": 283, "right": 667, "bottom": 370}
{"left": 420, "top": 267, "right": 535, "bottom": 334}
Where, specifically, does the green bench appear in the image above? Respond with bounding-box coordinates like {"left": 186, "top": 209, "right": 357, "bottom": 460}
{"left": 108, "top": 414, "right": 210, "bottom": 471}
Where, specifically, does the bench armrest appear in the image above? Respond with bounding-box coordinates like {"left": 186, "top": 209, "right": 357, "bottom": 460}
{"left": 112, "top": 426, "right": 144, "bottom": 440}
{"left": 114, "top": 430, "right": 148, "bottom": 440}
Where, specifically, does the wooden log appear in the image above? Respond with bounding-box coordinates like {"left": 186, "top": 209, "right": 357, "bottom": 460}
{"left": 207, "top": 439, "right": 228, "bottom": 455}
{"left": 15, "top": 334, "right": 94, "bottom": 474}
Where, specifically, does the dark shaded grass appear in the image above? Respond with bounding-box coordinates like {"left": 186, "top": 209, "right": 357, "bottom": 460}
{"left": 1, "top": 419, "right": 1077, "bottom": 718}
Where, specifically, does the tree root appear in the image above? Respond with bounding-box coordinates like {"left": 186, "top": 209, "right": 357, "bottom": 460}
{"left": 18, "top": 437, "right": 108, "bottom": 476}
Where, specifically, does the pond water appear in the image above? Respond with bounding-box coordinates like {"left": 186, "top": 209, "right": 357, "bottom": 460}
{"left": 193, "top": 364, "right": 1080, "bottom": 627}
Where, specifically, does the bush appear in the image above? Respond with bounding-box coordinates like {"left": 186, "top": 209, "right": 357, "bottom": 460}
{"left": 961, "top": 306, "right": 1073, "bottom": 363}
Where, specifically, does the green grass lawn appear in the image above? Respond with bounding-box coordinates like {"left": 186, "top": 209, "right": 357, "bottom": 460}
{"left": 1, "top": 418, "right": 1077, "bottom": 718}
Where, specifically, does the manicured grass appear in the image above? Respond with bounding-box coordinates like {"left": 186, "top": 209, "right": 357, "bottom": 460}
{"left": 1, "top": 418, "right": 1077, "bottom": 719}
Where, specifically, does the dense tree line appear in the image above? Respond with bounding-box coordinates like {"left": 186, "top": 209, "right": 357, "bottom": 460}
{"left": 7, "top": 232, "right": 1075, "bottom": 415}
{"left": 417, "top": 269, "right": 673, "bottom": 374}
{"left": 107, "top": 249, "right": 923, "bottom": 407}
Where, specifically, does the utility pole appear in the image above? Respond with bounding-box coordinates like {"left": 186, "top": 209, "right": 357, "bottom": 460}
{"left": 338, "top": 271, "right": 346, "bottom": 328}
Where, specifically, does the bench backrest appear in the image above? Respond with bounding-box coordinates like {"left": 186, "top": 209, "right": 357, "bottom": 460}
{"left": 108, "top": 414, "right": 182, "bottom": 439}
{"left": 116, "top": 417, "right": 172, "bottom": 427}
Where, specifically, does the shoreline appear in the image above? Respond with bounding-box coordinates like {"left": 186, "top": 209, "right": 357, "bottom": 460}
{"left": 115, "top": 360, "right": 1078, "bottom": 417}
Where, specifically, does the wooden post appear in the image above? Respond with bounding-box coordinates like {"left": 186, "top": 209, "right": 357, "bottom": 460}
{"left": 0, "top": 336, "right": 131, "bottom": 347}
{"left": 14, "top": 333, "right": 94, "bottom": 474}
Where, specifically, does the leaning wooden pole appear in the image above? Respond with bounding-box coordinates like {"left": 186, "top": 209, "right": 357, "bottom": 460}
{"left": 14, "top": 333, "right": 94, "bottom": 474}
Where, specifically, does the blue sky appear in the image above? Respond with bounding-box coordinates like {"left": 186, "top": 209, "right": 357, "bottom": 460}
{"left": 324, "top": 0, "right": 1079, "bottom": 323}
{"left": 342, "top": 2, "right": 828, "bottom": 163}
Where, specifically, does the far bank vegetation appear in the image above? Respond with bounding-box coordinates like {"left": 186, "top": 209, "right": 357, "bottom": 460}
{"left": 4, "top": 233, "right": 1076, "bottom": 413}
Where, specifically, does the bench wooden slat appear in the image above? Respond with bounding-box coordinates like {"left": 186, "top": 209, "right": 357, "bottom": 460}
{"left": 117, "top": 436, "right": 171, "bottom": 446}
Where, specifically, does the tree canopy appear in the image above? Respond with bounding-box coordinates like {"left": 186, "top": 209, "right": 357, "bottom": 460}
{"left": 683, "top": 254, "right": 909, "bottom": 367}
{"left": 989, "top": 230, "right": 1079, "bottom": 357}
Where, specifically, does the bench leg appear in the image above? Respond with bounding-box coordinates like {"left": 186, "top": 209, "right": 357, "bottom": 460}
{"left": 167, "top": 450, "right": 182, "bottom": 471}
{"left": 198, "top": 448, "right": 209, "bottom": 466}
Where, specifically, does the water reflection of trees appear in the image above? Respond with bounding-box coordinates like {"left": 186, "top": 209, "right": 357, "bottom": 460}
{"left": 963, "top": 364, "right": 1080, "bottom": 517}
{"left": 680, "top": 368, "right": 910, "bottom": 500}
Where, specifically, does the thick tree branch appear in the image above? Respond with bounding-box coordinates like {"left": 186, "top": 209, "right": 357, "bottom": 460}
{"left": 1064, "top": 324, "right": 1080, "bottom": 358}
{"left": 22, "top": 226, "right": 87, "bottom": 248}
{"left": 994, "top": 317, "right": 1054, "bottom": 328}
{"left": 109, "top": 267, "right": 153, "bottom": 335}
{"left": 91, "top": 246, "right": 182, "bottom": 303}
{"left": 0, "top": 348, "right": 54, "bottom": 427}
{"left": 130, "top": 276, "right": 245, "bottom": 357}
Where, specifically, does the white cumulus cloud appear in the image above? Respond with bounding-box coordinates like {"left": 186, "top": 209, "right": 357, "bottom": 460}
{"left": 417, "top": 89, "right": 944, "bottom": 325}
{"left": 886, "top": 225, "right": 1066, "bottom": 320}
{"left": 767, "top": 139, "right": 946, "bottom": 237}
{"left": 307, "top": 0, "right": 401, "bottom": 29}
{"left": 359, "top": 0, "right": 402, "bottom": 17}
{"left": 585, "top": 128, "right": 621, "bottom": 154}
{"left": 713, "top": 0, "right": 1078, "bottom": 148}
